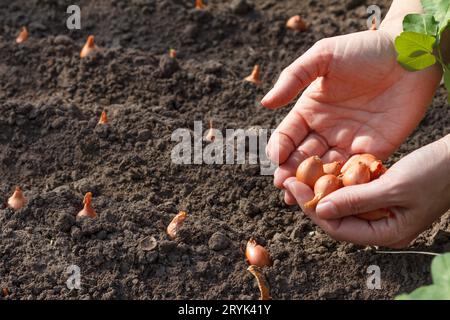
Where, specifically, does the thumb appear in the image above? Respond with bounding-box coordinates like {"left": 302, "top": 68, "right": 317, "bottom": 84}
{"left": 261, "top": 39, "right": 332, "bottom": 109}
{"left": 315, "top": 178, "right": 393, "bottom": 220}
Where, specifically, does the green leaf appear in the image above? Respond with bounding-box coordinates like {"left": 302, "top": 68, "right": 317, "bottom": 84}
{"left": 445, "top": 71, "right": 450, "bottom": 103}
{"left": 395, "top": 253, "right": 450, "bottom": 300}
{"left": 421, "top": 0, "right": 444, "bottom": 16}
{"left": 395, "top": 284, "right": 450, "bottom": 300}
{"left": 395, "top": 32, "right": 437, "bottom": 71}
{"left": 403, "top": 14, "right": 438, "bottom": 36}
{"left": 421, "top": 0, "right": 450, "bottom": 31}
{"left": 432, "top": 252, "right": 450, "bottom": 284}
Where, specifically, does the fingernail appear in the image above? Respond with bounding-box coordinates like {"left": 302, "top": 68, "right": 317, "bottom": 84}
{"left": 283, "top": 179, "right": 296, "bottom": 191}
{"left": 261, "top": 90, "right": 273, "bottom": 105}
{"left": 316, "top": 201, "right": 338, "bottom": 219}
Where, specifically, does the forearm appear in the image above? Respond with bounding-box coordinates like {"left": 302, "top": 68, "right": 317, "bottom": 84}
{"left": 380, "top": 0, "right": 424, "bottom": 39}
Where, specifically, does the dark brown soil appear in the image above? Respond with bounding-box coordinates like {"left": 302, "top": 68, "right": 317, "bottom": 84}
{"left": 1, "top": 0, "right": 450, "bottom": 300}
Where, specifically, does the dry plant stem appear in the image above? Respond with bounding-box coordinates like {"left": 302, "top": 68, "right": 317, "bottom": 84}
{"left": 247, "top": 265, "right": 271, "bottom": 300}
{"left": 376, "top": 250, "right": 440, "bottom": 256}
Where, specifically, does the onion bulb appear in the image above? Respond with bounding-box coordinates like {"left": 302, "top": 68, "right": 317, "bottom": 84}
{"left": 245, "top": 239, "right": 272, "bottom": 268}
{"left": 244, "top": 65, "right": 262, "bottom": 85}
{"left": 342, "top": 162, "right": 371, "bottom": 186}
{"left": 98, "top": 111, "right": 108, "bottom": 125}
{"left": 77, "top": 192, "right": 96, "bottom": 218}
{"left": 169, "top": 48, "right": 177, "bottom": 59}
{"left": 296, "top": 155, "right": 324, "bottom": 188}
{"left": 286, "top": 15, "right": 307, "bottom": 32}
{"left": 304, "top": 174, "right": 341, "bottom": 209}
{"left": 7, "top": 187, "right": 27, "bottom": 211}
{"left": 369, "top": 160, "right": 386, "bottom": 180}
{"left": 167, "top": 211, "right": 187, "bottom": 239}
{"left": 195, "top": 0, "right": 205, "bottom": 10}
{"left": 323, "top": 161, "right": 343, "bottom": 176}
{"left": 80, "top": 35, "right": 99, "bottom": 58}
{"left": 16, "top": 27, "right": 28, "bottom": 44}
{"left": 341, "top": 154, "right": 376, "bottom": 173}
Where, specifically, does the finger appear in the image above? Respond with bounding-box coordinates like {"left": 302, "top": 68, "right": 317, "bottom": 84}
{"left": 274, "top": 133, "right": 328, "bottom": 188}
{"left": 283, "top": 177, "right": 315, "bottom": 215}
{"left": 284, "top": 189, "right": 297, "bottom": 206}
{"left": 321, "top": 147, "right": 348, "bottom": 163}
{"left": 315, "top": 177, "right": 396, "bottom": 220}
{"left": 308, "top": 214, "right": 402, "bottom": 247}
{"left": 267, "top": 108, "right": 309, "bottom": 165}
{"left": 261, "top": 40, "right": 332, "bottom": 109}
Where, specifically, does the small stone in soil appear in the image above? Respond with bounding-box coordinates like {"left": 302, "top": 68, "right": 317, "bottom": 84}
{"left": 139, "top": 236, "right": 158, "bottom": 251}
{"left": 137, "top": 129, "right": 151, "bottom": 141}
{"left": 229, "top": 0, "right": 253, "bottom": 14}
{"left": 208, "top": 232, "right": 231, "bottom": 251}
{"left": 158, "top": 55, "right": 179, "bottom": 78}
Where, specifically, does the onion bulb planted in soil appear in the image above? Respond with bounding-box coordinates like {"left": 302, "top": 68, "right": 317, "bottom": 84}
{"left": 77, "top": 192, "right": 96, "bottom": 218}
{"left": 195, "top": 0, "right": 205, "bottom": 10}
{"left": 245, "top": 239, "right": 272, "bottom": 268}
{"left": 80, "top": 35, "right": 99, "bottom": 58}
{"left": 98, "top": 110, "right": 108, "bottom": 125}
{"left": 16, "top": 26, "right": 28, "bottom": 44}
{"left": 167, "top": 211, "right": 187, "bottom": 239}
{"left": 244, "top": 65, "right": 262, "bottom": 85}
{"left": 286, "top": 15, "right": 307, "bottom": 32}
{"left": 7, "top": 186, "right": 27, "bottom": 211}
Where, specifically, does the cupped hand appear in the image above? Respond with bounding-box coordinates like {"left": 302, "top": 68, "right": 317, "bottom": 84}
{"left": 283, "top": 135, "right": 450, "bottom": 248}
{"left": 262, "top": 30, "right": 442, "bottom": 204}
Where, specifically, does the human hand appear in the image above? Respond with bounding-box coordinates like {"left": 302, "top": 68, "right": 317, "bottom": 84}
{"left": 262, "top": 30, "right": 442, "bottom": 204}
{"left": 283, "top": 135, "right": 450, "bottom": 248}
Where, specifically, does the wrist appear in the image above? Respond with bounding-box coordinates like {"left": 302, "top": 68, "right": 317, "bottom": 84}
{"left": 379, "top": 0, "right": 424, "bottom": 40}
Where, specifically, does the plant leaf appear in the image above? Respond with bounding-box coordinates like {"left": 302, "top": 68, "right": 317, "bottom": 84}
{"left": 421, "top": 0, "right": 444, "bottom": 16}
{"left": 445, "top": 70, "right": 450, "bottom": 103}
{"left": 395, "top": 32, "right": 437, "bottom": 71}
{"left": 421, "top": 0, "right": 450, "bottom": 31}
{"left": 395, "top": 284, "right": 450, "bottom": 300}
{"left": 431, "top": 252, "right": 450, "bottom": 284}
{"left": 403, "top": 14, "right": 438, "bottom": 36}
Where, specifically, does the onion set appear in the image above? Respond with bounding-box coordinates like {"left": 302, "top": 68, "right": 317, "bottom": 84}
{"left": 7, "top": 187, "right": 27, "bottom": 211}
{"left": 77, "top": 192, "right": 96, "bottom": 218}
{"left": 167, "top": 211, "right": 187, "bottom": 239}
{"left": 286, "top": 15, "right": 307, "bottom": 32}
{"left": 16, "top": 27, "right": 28, "bottom": 44}
{"left": 296, "top": 153, "right": 392, "bottom": 220}
{"left": 245, "top": 239, "right": 272, "bottom": 268}
{"left": 244, "top": 65, "right": 262, "bottom": 85}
